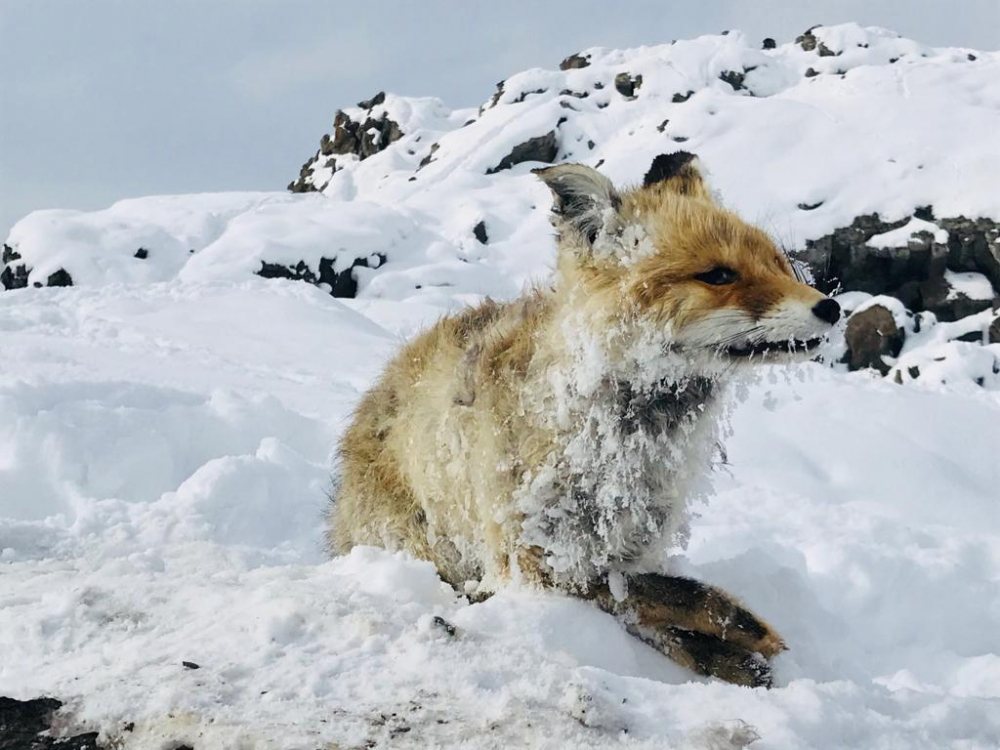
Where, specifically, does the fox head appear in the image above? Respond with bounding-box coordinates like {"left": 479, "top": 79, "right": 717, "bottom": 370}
{"left": 534, "top": 153, "right": 840, "bottom": 364}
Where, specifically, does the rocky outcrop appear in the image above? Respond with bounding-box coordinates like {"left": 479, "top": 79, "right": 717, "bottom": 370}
{"left": 288, "top": 92, "right": 404, "bottom": 193}
{"left": 257, "top": 253, "right": 386, "bottom": 298}
{"left": 1, "top": 243, "right": 74, "bottom": 291}
{"left": 795, "top": 209, "right": 1000, "bottom": 322}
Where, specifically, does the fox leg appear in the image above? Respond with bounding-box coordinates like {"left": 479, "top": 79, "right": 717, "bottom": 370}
{"left": 591, "top": 574, "right": 785, "bottom": 688}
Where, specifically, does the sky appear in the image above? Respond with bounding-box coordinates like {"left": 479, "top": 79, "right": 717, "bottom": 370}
{"left": 2, "top": 1, "right": 998, "bottom": 239}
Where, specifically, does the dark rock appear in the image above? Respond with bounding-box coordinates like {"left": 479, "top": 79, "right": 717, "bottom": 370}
{"left": 804, "top": 67, "right": 819, "bottom": 78}
{"left": 953, "top": 329, "right": 983, "bottom": 344}
{"left": 559, "top": 53, "right": 590, "bottom": 70}
{"left": 486, "top": 81, "right": 505, "bottom": 111}
{"left": 989, "top": 316, "right": 1000, "bottom": 344}
{"left": 47, "top": 269, "right": 73, "bottom": 287}
{"left": 672, "top": 90, "right": 694, "bottom": 103}
{"left": 134, "top": 248, "right": 149, "bottom": 260}
{"left": 473, "top": 221, "right": 489, "bottom": 244}
{"left": 418, "top": 143, "right": 440, "bottom": 170}
{"left": 256, "top": 253, "right": 386, "bottom": 299}
{"left": 0, "top": 696, "right": 104, "bottom": 750}
{"left": 512, "top": 88, "right": 547, "bottom": 104}
{"left": 938, "top": 215, "right": 1000, "bottom": 292}
{"left": 614, "top": 72, "right": 643, "bottom": 98}
{"left": 844, "top": 305, "right": 905, "bottom": 375}
{"left": 794, "top": 210, "right": 1000, "bottom": 322}
{"left": 968, "top": 53, "right": 977, "bottom": 61}
{"left": 1, "top": 244, "right": 19, "bottom": 265}
{"left": 0, "top": 263, "right": 29, "bottom": 290}
{"left": 762, "top": 38, "right": 777, "bottom": 50}
{"left": 798, "top": 201, "right": 824, "bottom": 211}
{"left": 718, "top": 70, "right": 746, "bottom": 92}
{"left": 357, "top": 91, "right": 386, "bottom": 110}
{"left": 289, "top": 97, "right": 404, "bottom": 193}
{"left": 907, "top": 366, "right": 921, "bottom": 379}
{"left": 559, "top": 89, "right": 588, "bottom": 99}
{"left": 486, "top": 131, "right": 558, "bottom": 174}
{"left": 796, "top": 26, "right": 838, "bottom": 56}
{"left": 182, "top": 661, "right": 200, "bottom": 670}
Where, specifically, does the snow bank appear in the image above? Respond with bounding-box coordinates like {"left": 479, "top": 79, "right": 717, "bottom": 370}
{"left": 1, "top": 280, "right": 998, "bottom": 748}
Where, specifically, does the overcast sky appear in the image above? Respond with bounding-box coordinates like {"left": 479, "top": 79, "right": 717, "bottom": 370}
{"left": 2, "top": 1, "right": 998, "bottom": 239}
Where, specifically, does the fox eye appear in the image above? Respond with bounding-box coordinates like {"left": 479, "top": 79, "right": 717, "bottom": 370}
{"left": 694, "top": 266, "right": 739, "bottom": 285}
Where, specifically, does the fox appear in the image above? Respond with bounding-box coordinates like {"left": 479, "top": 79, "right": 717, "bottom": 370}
{"left": 327, "top": 151, "right": 841, "bottom": 687}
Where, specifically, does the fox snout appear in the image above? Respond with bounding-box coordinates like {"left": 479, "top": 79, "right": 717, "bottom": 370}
{"left": 811, "top": 298, "right": 841, "bottom": 325}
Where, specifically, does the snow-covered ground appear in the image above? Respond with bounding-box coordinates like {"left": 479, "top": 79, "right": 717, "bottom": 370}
{"left": 2, "top": 23, "right": 999, "bottom": 750}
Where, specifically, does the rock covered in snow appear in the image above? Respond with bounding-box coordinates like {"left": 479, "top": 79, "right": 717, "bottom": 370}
{"left": 288, "top": 91, "right": 405, "bottom": 193}
{"left": 843, "top": 303, "right": 904, "bottom": 374}
{"left": 798, "top": 210, "right": 1000, "bottom": 322}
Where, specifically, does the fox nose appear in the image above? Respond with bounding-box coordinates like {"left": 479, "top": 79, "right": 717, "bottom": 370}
{"left": 812, "top": 298, "right": 841, "bottom": 325}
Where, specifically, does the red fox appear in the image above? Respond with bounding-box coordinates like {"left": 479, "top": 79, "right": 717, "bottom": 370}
{"left": 328, "top": 152, "right": 840, "bottom": 687}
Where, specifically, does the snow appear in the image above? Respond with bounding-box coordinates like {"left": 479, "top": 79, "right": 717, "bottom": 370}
{"left": 945, "top": 270, "right": 995, "bottom": 301}
{"left": 2, "top": 280, "right": 999, "bottom": 748}
{"left": 866, "top": 217, "right": 949, "bottom": 249}
{"left": 2, "top": 22, "right": 1000, "bottom": 750}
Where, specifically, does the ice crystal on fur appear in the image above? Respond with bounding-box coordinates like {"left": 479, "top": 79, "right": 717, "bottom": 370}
{"left": 516, "top": 318, "right": 728, "bottom": 586}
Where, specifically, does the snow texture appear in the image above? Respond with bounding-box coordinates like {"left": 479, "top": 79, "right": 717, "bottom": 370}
{"left": 2, "top": 23, "right": 999, "bottom": 750}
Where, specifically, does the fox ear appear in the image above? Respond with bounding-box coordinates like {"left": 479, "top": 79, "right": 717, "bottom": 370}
{"left": 533, "top": 163, "right": 622, "bottom": 245}
{"left": 643, "top": 151, "right": 713, "bottom": 202}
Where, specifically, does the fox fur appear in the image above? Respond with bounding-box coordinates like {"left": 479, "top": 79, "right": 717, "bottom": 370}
{"left": 327, "top": 152, "right": 838, "bottom": 686}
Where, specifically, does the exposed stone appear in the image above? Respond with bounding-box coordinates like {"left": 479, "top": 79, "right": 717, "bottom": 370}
{"left": 671, "top": 90, "right": 695, "bottom": 103}
{"left": 357, "top": 91, "right": 386, "bottom": 110}
{"left": 0, "top": 263, "right": 29, "bottom": 290}
{"left": 614, "top": 72, "right": 643, "bottom": 98}
{"left": 796, "top": 26, "right": 838, "bottom": 56}
{"left": 486, "top": 81, "right": 505, "bottom": 111}
{"left": 473, "top": 221, "right": 489, "bottom": 244}
{"left": 804, "top": 67, "right": 820, "bottom": 78}
{"left": 0, "top": 696, "right": 104, "bottom": 750}
{"left": 418, "top": 143, "right": 440, "bottom": 170}
{"left": 134, "top": 248, "right": 149, "bottom": 260}
{"left": 952, "top": 329, "right": 983, "bottom": 344}
{"left": 288, "top": 95, "right": 404, "bottom": 193}
{"left": 793, "top": 210, "right": 1000, "bottom": 322}
{"left": 989, "top": 316, "right": 1000, "bottom": 344}
{"left": 844, "top": 305, "right": 905, "bottom": 375}
{"left": 762, "top": 38, "right": 777, "bottom": 50}
{"left": 719, "top": 70, "right": 746, "bottom": 92}
{"left": 511, "top": 88, "right": 547, "bottom": 104}
{"left": 46, "top": 269, "right": 73, "bottom": 287}
{"left": 559, "top": 53, "right": 590, "bottom": 70}
{"left": 486, "top": 131, "right": 558, "bottom": 174}
{"left": 1, "top": 244, "right": 19, "bottom": 265}
{"left": 256, "top": 253, "right": 386, "bottom": 299}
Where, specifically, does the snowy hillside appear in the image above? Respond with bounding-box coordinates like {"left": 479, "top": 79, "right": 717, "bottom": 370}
{"left": 2, "top": 24, "right": 1000, "bottom": 749}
